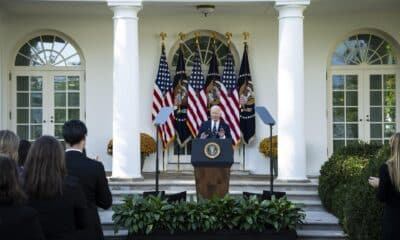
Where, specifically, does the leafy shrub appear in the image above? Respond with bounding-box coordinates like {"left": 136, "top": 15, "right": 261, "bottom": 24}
{"left": 318, "top": 142, "right": 381, "bottom": 212}
{"left": 112, "top": 195, "right": 305, "bottom": 235}
{"left": 342, "top": 144, "right": 389, "bottom": 240}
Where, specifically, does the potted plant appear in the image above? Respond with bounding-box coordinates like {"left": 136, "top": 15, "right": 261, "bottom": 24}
{"left": 107, "top": 133, "right": 157, "bottom": 171}
{"left": 112, "top": 194, "right": 304, "bottom": 240}
{"left": 259, "top": 135, "right": 278, "bottom": 176}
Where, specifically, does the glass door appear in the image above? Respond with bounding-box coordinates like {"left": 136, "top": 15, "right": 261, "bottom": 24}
{"left": 12, "top": 71, "right": 84, "bottom": 141}
{"left": 365, "top": 71, "right": 397, "bottom": 145}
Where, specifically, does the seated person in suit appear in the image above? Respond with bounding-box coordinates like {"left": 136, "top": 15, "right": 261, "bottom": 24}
{"left": 197, "top": 105, "right": 231, "bottom": 139}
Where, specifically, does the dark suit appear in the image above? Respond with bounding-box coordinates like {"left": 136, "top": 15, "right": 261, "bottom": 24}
{"left": 197, "top": 119, "right": 231, "bottom": 139}
{"left": 65, "top": 150, "right": 112, "bottom": 240}
{"left": 28, "top": 176, "right": 89, "bottom": 240}
{"left": 0, "top": 202, "right": 45, "bottom": 240}
{"left": 377, "top": 164, "right": 400, "bottom": 240}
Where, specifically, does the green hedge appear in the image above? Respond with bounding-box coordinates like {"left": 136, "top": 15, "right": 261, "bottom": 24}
{"left": 318, "top": 142, "right": 389, "bottom": 240}
{"left": 112, "top": 195, "right": 305, "bottom": 235}
{"left": 318, "top": 142, "right": 380, "bottom": 215}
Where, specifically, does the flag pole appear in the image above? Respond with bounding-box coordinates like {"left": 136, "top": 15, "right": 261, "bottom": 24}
{"left": 160, "top": 32, "right": 167, "bottom": 173}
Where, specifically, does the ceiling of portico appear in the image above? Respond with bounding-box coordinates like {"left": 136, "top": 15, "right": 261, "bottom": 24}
{"left": 0, "top": 0, "right": 399, "bottom": 17}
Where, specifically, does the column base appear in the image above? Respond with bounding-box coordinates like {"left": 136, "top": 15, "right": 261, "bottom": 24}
{"left": 109, "top": 176, "right": 144, "bottom": 181}
{"left": 275, "top": 178, "right": 310, "bottom": 183}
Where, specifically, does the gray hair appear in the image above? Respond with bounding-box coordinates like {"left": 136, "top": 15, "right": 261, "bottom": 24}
{"left": 210, "top": 105, "right": 222, "bottom": 113}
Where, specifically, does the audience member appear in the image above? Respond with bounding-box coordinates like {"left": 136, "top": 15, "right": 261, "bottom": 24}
{"left": 24, "top": 135, "right": 89, "bottom": 240}
{"left": 63, "top": 120, "right": 112, "bottom": 240}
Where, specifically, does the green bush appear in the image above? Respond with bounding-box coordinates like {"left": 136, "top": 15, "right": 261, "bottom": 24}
{"left": 318, "top": 142, "right": 381, "bottom": 213}
{"left": 318, "top": 142, "right": 390, "bottom": 240}
{"left": 342, "top": 145, "right": 389, "bottom": 240}
{"left": 112, "top": 195, "right": 305, "bottom": 235}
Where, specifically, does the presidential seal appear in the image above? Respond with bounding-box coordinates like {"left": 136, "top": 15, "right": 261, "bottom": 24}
{"left": 204, "top": 142, "right": 221, "bottom": 159}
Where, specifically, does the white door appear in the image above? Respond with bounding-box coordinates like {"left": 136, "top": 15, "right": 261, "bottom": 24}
{"left": 328, "top": 69, "right": 398, "bottom": 154}
{"left": 12, "top": 71, "right": 85, "bottom": 140}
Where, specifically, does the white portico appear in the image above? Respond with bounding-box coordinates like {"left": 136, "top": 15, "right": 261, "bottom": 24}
{"left": 107, "top": 0, "right": 310, "bottom": 180}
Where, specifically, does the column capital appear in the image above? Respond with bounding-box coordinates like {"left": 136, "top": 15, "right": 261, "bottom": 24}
{"left": 108, "top": 0, "right": 142, "bottom": 18}
{"left": 275, "top": 0, "right": 309, "bottom": 19}
{"left": 275, "top": 0, "right": 310, "bottom": 6}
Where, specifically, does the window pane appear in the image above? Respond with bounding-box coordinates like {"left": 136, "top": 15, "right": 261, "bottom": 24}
{"left": 333, "top": 140, "right": 345, "bottom": 152}
{"left": 66, "top": 54, "right": 81, "bottom": 66}
{"left": 54, "top": 76, "right": 66, "bottom": 91}
{"left": 68, "top": 93, "right": 79, "bottom": 107}
{"left": 17, "top": 76, "right": 29, "bottom": 91}
{"left": 333, "top": 124, "right": 345, "bottom": 138}
{"left": 346, "top": 108, "right": 358, "bottom": 122}
{"left": 17, "top": 93, "right": 29, "bottom": 107}
{"left": 17, "top": 109, "right": 29, "bottom": 124}
{"left": 68, "top": 76, "right": 80, "bottom": 90}
{"left": 55, "top": 93, "right": 66, "bottom": 107}
{"left": 384, "top": 91, "right": 396, "bottom": 106}
{"left": 68, "top": 109, "right": 80, "bottom": 120}
{"left": 384, "top": 123, "right": 396, "bottom": 137}
{"left": 384, "top": 107, "right": 395, "bottom": 122}
{"left": 370, "top": 91, "right": 382, "bottom": 106}
{"left": 332, "top": 75, "right": 344, "bottom": 90}
{"left": 54, "top": 125, "right": 63, "bottom": 139}
{"left": 30, "top": 109, "right": 42, "bottom": 124}
{"left": 346, "top": 75, "right": 358, "bottom": 90}
{"left": 333, "top": 108, "right": 344, "bottom": 122}
{"left": 346, "top": 124, "right": 358, "bottom": 138}
{"left": 17, "top": 125, "right": 29, "bottom": 140}
{"left": 30, "top": 93, "right": 42, "bottom": 107}
{"left": 370, "top": 124, "right": 382, "bottom": 138}
{"left": 384, "top": 74, "right": 395, "bottom": 90}
{"left": 55, "top": 109, "right": 66, "bottom": 123}
{"left": 31, "top": 125, "right": 42, "bottom": 140}
{"left": 30, "top": 76, "right": 43, "bottom": 91}
{"left": 370, "top": 75, "right": 382, "bottom": 90}
{"left": 333, "top": 92, "right": 344, "bottom": 106}
{"left": 370, "top": 107, "right": 382, "bottom": 122}
{"left": 346, "top": 91, "right": 358, "bottom": 106}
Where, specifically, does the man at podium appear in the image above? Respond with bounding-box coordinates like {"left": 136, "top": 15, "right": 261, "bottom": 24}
{"left": 197, "top": 105, "right": 231, "bottom": 139}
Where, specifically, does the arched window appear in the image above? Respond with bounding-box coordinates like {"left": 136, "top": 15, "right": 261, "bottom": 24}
{"left": 12, "top": 32, "right": 85, "bottom": 141}
{"left": 331, "top": 33, "right": 397, "bottom": 65}
{"left": 15, "top": 35, "right": 82, "bottom": 67}
{"left": 170, "top": 31, "right": 239, "bottom": 69}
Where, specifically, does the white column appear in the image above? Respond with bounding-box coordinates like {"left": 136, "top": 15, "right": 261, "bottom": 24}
{"left": 108, "top": 0, "right": 142, "bottom": 178}
{"left": 276, "top": 1, "right": 309, "bottom": 181}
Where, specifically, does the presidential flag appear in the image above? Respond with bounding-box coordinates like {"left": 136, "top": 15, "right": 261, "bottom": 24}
{"left": 151, "top": 43, "right": 175, "bottom": 149}
{"left": 187, "top": 48, "right": 208, "bottom": 137}
{"left": 238, "top": 42, "right": 255, "bottom": 144}
{"left": 220, "top": 50, "right": 241, "bottom": 146}
{"left": 205, "top": 45, "right": 221, "bottom": 111}
{"left": 173, "top": 44, "right": 191, "bottom": 146}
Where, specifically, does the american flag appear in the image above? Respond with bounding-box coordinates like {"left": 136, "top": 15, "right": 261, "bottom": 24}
{"left": 151, "top": 44, "right": 175, "bottom": 149}
{"left": 187, "top": 50, "right": 208, "bottom": 137}
{"left": 219, "top": 51, "right": 241, "bottom": 146}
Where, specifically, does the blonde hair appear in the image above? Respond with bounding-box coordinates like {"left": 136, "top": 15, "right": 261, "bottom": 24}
{"left": 0, "top": 130, "right": 20, "bottom": 163}
{"left": 387, "top": 132, "right": 400, "bottom": 192}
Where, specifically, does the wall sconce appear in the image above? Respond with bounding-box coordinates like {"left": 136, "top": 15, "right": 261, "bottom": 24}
{"left": 196, "top": 5, "right": 215, "bottom": 17}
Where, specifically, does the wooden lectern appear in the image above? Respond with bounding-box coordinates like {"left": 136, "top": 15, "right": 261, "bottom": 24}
{"left": 191, "top": 139, "right": 233, "bottom": 199}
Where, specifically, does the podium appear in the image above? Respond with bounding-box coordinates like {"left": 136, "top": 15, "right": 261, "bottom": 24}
{"left": 191, "top": 139, "right": 233, "bottom": 199}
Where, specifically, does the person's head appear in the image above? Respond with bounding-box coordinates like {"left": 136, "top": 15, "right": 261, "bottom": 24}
{"left": 18, "top": 140, "right": 31, "bottom": 167}
{"left": 24, "top": 136, "right": 66, "bottom": 199}
{"left": 388, "top": 132, "right": 400, "bottom": 192}
{"left": 62, "top": 120, "right": 87, "bottom": 149}
{"left": 0, "top": 130, "right": 20, "bottom": 163}
{"left": 210, "top": 105, "right": 222, "bottom": 121}
{"left": 0, "top": 154, "right": 26, "bottom": 204}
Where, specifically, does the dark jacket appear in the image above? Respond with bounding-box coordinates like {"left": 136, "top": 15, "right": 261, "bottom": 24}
{"left": 197, "top": 119, "right": 232, "bottom": 139}
{"left": 0, "top": 202, "right": 45, "bottom": 240}
{"left": 377, "top": 163, "right": 400, "bottom": 240}
{"left": 28, "top": 176, "right": 89, "bottom": 240}
{"left": 65, "top": 150, "right": 112, "bottom": 240}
